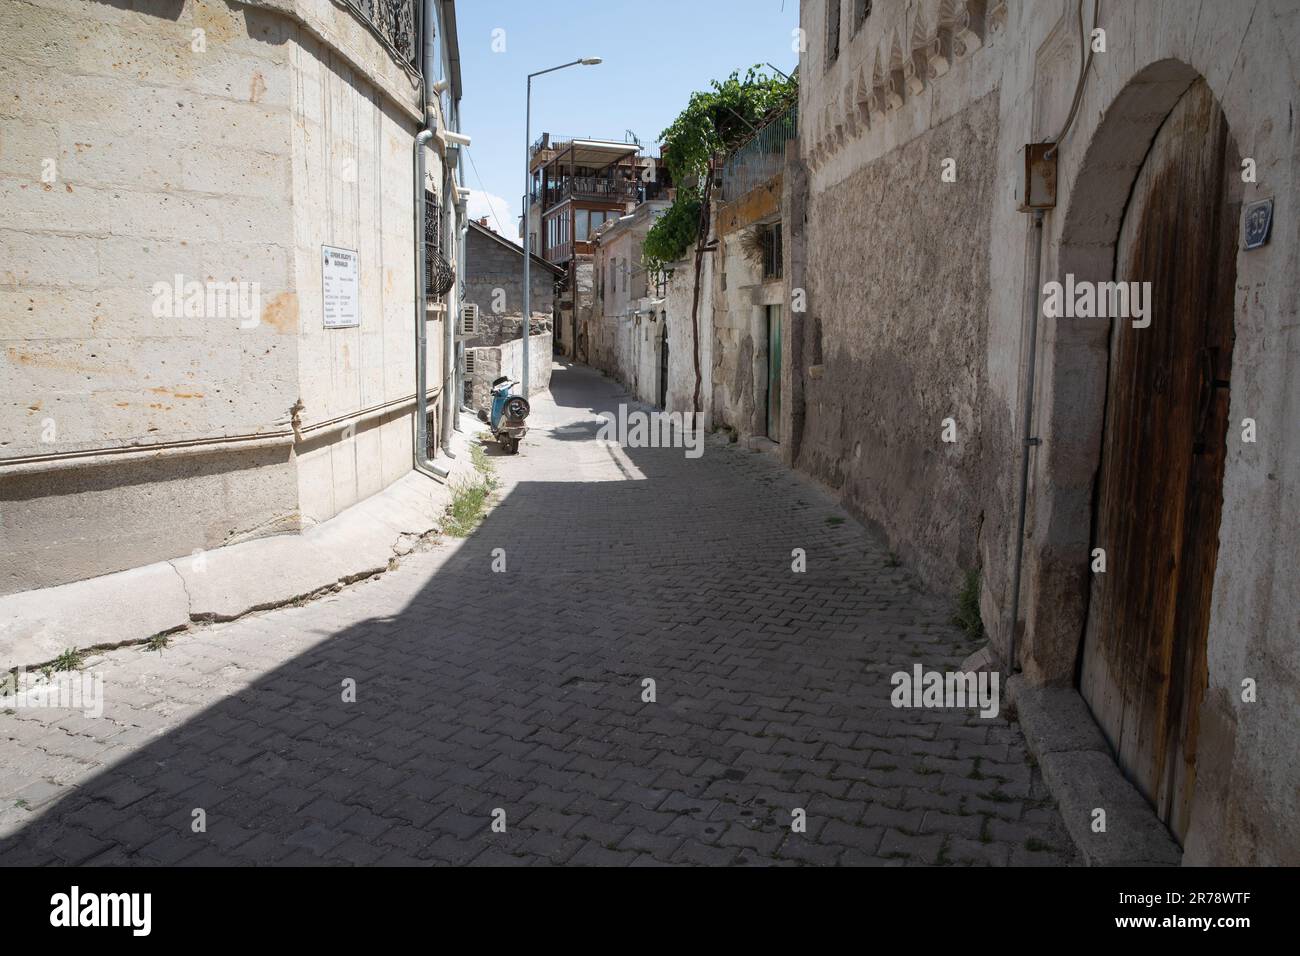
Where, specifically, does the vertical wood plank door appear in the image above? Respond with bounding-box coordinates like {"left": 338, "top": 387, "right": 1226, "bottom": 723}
{"left": 767, "top": 304, "right": 783, "bottom": 442}
{"left": 659, "top": 322, "right": 669, "bottom": 410}
{"left": 1078, "top": 79, "right": 1239, "bottom": 845}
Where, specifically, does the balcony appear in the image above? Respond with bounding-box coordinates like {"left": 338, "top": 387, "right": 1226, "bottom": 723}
{"left": 530, "top": 138, "right": 641, "bottom": 211}
{"left": 538, "top": 175, "right": 640, "bottom": 209}
{"left": 347, "top": 0, "right": 419, "bottom": 69}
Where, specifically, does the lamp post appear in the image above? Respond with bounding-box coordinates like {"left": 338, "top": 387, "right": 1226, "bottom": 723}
{"left": 523, "top": 57, "right": 601, "bottom": 396}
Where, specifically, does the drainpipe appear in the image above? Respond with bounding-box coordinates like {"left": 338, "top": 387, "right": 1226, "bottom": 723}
{"left": 413, "top": 128, "right": 448, "bottom": 482}
{"left": 453, "top": 183, "right": 469, "bottom": 426}
{"left": 1006, "top": 209, "right": 1046, "bottom": 673}
{"left": 439, "top": 167, "right": 457, "bottom": 459}
{"left": 429, "top": 0, "right": 461, "bottom": 459}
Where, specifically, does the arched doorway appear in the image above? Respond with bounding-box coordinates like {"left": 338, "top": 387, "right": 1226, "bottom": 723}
{"left": 1077, "top": 78, "right": 1241, "bottom": 844}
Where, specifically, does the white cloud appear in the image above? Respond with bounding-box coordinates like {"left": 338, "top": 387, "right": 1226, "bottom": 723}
{"left": 466, "top": 190, "right": 519, "bottom": 243}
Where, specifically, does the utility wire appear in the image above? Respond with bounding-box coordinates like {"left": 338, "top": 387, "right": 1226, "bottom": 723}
{"left": 1046, "top": 0, "right": 1102, "bottom": 158}
{"left": 464, "top": 146, "right": 509, "bottom": 239}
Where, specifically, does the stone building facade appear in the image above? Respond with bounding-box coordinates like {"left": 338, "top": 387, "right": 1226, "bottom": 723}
{"left": 711, "top": 114, "right": 796, "bottom": 446}
{"left": 585, "top": 199, "right": 715, "bottom": 423}
{"left": 462, "top": 219, "right": 559, "bottom": 346}
{"left": 587, "top": 201, "right": 667, "bottom": 399}
{"left": 0, "top": 1, "right": 466, "bottom": 595}
{"left": 794, "top": 0, "right": 1300, "bottom": 864}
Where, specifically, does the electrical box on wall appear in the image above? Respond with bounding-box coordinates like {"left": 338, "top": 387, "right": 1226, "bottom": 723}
{"left": 1021, "top": 143, "right": 1058, "bottom": 210}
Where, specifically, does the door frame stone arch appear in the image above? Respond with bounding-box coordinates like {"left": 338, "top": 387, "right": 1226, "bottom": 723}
{"left": 1020, "top": 58, "right": 1211, "bottom": 686}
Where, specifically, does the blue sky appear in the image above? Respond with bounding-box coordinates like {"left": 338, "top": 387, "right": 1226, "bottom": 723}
{"left": 454, "top": 0, "right": 800, "bottom": 241}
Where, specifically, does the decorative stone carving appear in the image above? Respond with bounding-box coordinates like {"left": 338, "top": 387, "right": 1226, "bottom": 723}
{"left": 870, "top": 52, "right": 889, "bottom": 120}
{"left": 854, "top": 65, "right": 873, "bottom": 129}
{"left": 887, "top": 32, "right": 907, "bottom": 110}
{"left": 989, "top": 0, "right": 1008, "bottom": 33}
{"left": 908, "top": 11, "right": 931, "bottom": 92}
{"left": 842, "top": 85, "right": 860, "bottom": 138}
{"left": 925, "top": 31, "right": 952, "bottom": 79}
{"left": 942, "top": 0, "right": 986, "bottom": 58}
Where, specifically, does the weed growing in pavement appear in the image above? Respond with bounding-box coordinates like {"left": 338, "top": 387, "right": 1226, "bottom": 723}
{"left": 51, "top": 648, "right": 85, "bottom": 672}
{"left": 144, "top": 634, "right": 171, "bottom": 654}
{"left": 471, "top": 443, "right": 499, "bottom": 490}
{"left": 445, "top": 445, "right": 499, "bottom": 537}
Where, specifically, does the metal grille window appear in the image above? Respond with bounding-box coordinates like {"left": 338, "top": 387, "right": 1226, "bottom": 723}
{"left": 853, "top": 0, "right": 872, "bottom": 34}
{"left": 826, "top": 0, "right": 841, "bottom": 68}
{"left": 350, "top": 0, "right": 418, "bottom": 69}
{"left": 762, "top": 223, "right": 783, "bottom": 280}
{"left": 425, "top": 189, "right": 454, "bottom": 298}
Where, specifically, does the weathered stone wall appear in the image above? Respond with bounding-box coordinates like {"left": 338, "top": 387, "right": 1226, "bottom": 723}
{"left": 663, "top": 253, "right": 713, "bottom": 425}
{"left": 712, "top": 210, "right": 786, "bottom": 442}
{"left": 800, "top": 92, "right": 999, "bottom": 592}
{"left": 463, "top": 225, "right": 558, "bottom": 345}
{"left": 0, "top": 0, "right": 452, "bottom": 593}
{"left": 467, "top": 332, "right": 553, "bottom": 416}
{"left": 798, "top": 0, "right": 1300, "bottom": 865}
{"left": 562, "top": 257, "right": 593, "bottom": 361}
{"left": 288, "top": 13, "right": 442, "bottom": 528}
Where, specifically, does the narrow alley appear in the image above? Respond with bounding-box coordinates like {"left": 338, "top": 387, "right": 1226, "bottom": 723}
{"left": 0, "top": 363, "right": 1076, "bottom": 866}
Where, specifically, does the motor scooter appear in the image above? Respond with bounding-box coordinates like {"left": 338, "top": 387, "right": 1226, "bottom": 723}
{"left": 478, "top": 375, "right": 530, "bottom": 454}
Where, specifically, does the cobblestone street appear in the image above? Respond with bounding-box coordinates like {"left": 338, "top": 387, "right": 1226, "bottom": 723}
{"left": 0, "top": 362, "right": 1078, "bottom": 866}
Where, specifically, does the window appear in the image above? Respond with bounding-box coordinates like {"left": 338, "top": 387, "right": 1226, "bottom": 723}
{"left": 826, "top": 0, "right": 841, "bottom": 68}
{"left": 622, "top": 258, "right": 628, "bottom": 293}
{"left": 575, "top": 209, "right": 590, "bottom": 242}
{"left": 610, "top": 260, "right": 617, "bottom": 295}
{"left": 762, "top": 222, "right": 783, "bottom": 280}
{"left": 853, "top": 0, "right": 871, "bottom": 34}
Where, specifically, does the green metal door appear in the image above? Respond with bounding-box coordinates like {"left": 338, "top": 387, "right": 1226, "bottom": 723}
{"left": 766, "top": 304, "right": 782, "bottom": 442}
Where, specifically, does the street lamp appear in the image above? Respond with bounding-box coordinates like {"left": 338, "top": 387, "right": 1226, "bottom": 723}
{"left": 522, "top": 57, "right": 602, "bottom": 396}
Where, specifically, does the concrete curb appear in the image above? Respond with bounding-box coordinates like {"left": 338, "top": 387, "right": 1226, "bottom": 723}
{"left": 1008, "top": 676, "right": 1183, "bottom": 866}
{"left": 0, "top": 428, "right": 484, "bottom": 672}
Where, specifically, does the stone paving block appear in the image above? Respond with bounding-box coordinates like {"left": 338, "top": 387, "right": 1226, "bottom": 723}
{"left": 878, "top": 828, "right": 945, "bottom": 864}
{"left": 0, "top": 365, "right": 1080, "bottom": 867}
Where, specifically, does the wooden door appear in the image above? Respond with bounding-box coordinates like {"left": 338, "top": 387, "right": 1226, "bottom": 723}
{"left": 766, "top": 304, "right": 783, "bottom": 442}
{"left": 658, "top": 321, "right": 669, "bottom": 409}
{"left": 1078, "top": 79, "right": 1239, "bottom": 844}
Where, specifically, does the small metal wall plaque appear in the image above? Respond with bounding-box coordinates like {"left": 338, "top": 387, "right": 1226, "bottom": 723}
{"left": 1243, "top": 198, "right": 1273, "bottom": 250}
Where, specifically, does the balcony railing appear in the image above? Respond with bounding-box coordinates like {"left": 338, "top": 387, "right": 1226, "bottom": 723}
{"left": 349, "top": 0, "right": 419, "bottom": 69}
{"left": 537, "top": 176, "right": 640, "bottom": 209}
{"left": 721, "top": 102, "right": 798, "bottom": 203}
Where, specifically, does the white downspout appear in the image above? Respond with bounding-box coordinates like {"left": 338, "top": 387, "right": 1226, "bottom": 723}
{"left": 413, "top": 128, "right": 448, "bottom": 482}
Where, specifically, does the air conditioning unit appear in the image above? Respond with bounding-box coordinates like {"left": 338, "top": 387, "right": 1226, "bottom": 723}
{"left": 460, "top": 302, "right": 478, "bottom": 336}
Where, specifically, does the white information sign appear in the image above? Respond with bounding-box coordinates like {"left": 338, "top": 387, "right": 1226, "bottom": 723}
{"left": 322, "top": 245, "right": 359, "bottom": 328}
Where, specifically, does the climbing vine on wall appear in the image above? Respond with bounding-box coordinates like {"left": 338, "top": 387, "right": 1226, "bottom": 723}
{"left": 641, "top": 192, "right": 701, "bottom": 271}
{"left": 642, "top": 66, "right": 796, "bottom": 272}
